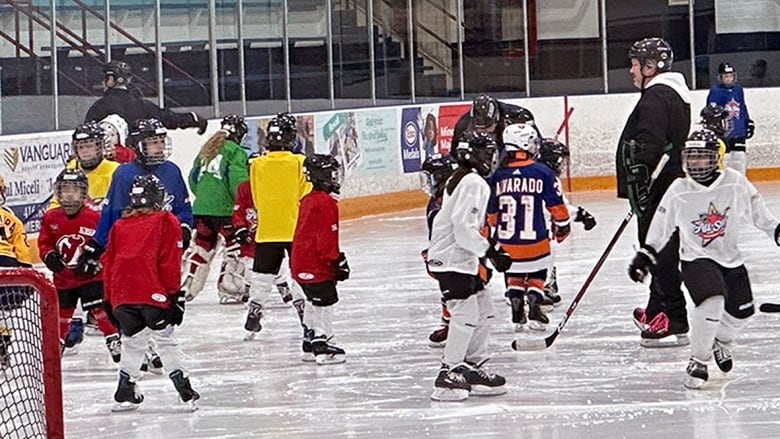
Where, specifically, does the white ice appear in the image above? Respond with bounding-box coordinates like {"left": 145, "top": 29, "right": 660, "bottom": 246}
{"left": 60, "top": 183, "right": 780, "bottom": 438}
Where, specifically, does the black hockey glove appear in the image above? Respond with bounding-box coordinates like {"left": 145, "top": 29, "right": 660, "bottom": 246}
{"left": 74, "top": 239, "right": 103, "bottom": 277}
{"left": 233, "top": 227, "right": 251, "bottom": 245}
{"left": 43, "top": 251, "right": 65, "bottom": 274}
{"left": 191, "top": 112, "right": 208, "bottom": 135}
{"left": 181, "top": 224, "right": 192, "bottom": 251}
{"left": 485, "top": 238, "right": 512, "bottom": 273}
{"left": 103, "top": 301, "right": 122, "bottom": 330}
{"left": 167, "top": 291, "right": 186, "bottom": 326}
{"left": 746, "top": 119, "right": 755, "bottom": 139}
{"left": 628, "top": 247, "right": 657, "bottom": 283}
{"left": 552, "top": 221, "right": 571, "bottom": 243}
{"left": 574, "top": 206, "right": 597, "bottom": 231}
{"left": 775, "top": 224, "right": 780, "bottom": 246}
{"left": 335, "top": 252, "right": 350, "bottom": 281}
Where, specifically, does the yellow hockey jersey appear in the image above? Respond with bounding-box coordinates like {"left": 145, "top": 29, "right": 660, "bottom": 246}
{"left": 249, "top": 151, "right": 312, "bottom": 242}
{"left": 50, "top": 159, "right": 119, "bottom": 208}
{"left": 0, "top": 206, "right": 33, "bottom": 265}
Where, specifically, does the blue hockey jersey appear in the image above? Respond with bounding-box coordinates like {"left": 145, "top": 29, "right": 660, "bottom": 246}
{"left": 707, "top": 84, "right": 750, "bottom": 139}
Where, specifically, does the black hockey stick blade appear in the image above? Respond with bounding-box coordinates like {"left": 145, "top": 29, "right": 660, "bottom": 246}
{"left": 759, "top": 303, "right": 780, "bottom": 313}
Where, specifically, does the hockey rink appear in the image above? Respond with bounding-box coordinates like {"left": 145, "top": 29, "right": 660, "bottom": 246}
{"left": 61, "top": 183, "right": 780, "bottom": 438}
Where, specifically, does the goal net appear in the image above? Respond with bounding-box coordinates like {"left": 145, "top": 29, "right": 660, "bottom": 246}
{"left": 0, "top": 268, "right": 63, "bottom": 439}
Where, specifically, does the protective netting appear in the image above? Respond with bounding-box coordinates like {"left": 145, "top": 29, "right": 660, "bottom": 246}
{"left": 0, "top": 270, "right": 62, "bottom": 439}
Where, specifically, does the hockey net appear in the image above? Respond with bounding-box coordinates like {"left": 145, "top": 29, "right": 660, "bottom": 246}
{"left": 0, "top": 268, "right": 63, "bottom": 439}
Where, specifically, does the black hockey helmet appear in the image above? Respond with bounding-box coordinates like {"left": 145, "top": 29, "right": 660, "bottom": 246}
{"left": 128, "top": 174, "right": 166, "bottom": 210}
{"left": 699, "top": 103, "right": 730, "bottom": 137}
{"left": 304, "top": 154, "right": 342, "bottom": 194}
{"left": 55, "top": 168, "right": 89, "bottom": 215}
{"left": 628, "top": 37, "right": 673, "bottom": 71}
{"left": 420, "top": 153, "right": 458, "bottom": 196}
{"left": 454, "top": 132, "right": 498, "bottom": 177}
{"left": 221, "top": 114, "right": 248, "bottom": 145}
{"left": 131, "top": 118, "right": 171, "bottom": 165}
{"left": 72, "top": 122, "right": 105, "bottom": 170}
{"left": 682, "top": 129, "right": 721, "bottom": 183}
{"left": 266, "top": 113, "right": 297, "bottom": 151}
{"left": 718, "top": 62, "right": 737, "bottom": 86}
{"left": 538, "top": 138, "right": 571, "bottom": 177}
{"left": 470, "top": 95, "right": 500, "bottom": 129}
{"left": 102, "top": 60, "right": 131, "bottom": 86}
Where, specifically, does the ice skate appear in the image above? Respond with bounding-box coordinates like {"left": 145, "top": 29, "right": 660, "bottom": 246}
{"left": 430, "top": 364, "right": 470, "bottom": 402}
{"left": 510, "top": 296, "right": 527, "bottom": 332}
{"left": 312, "top": 336, "right": 346, "bottom": 365}
{"left": 542, "top": 269, "right": 562, "bottom": 308}
{"left": 85, "top": 312, "right": 101, "bottom": 336}
{"left": 301, "top": 327, "right": 315, "bottom": 362}
{"left": 292, "top": 299, "right": 305, "bottom": 325}
{"left": 105, "top": 334, "right": 122, "bottom": 363}
{"left": 713, "top": 339, "right": 734, "bottom": 373}
{"left": 276, "top": 282, "right": 293, "bottom": 303}
{"left": 170, "top": 369, "right": 200, "bottom": 411}
{"left": 244, "top": 300, "right": 264, "bottom": 337}
{"left": 140, "top": 349, "right": 164, "bottom": 375}
{"left": 462, "top": 360, "right": 506, "bottom": 396}
{"left": 428, "top": 326, "right": 448, "bottom": 348}
{"left": 64, "top": 317, "right": 84, "bottom": 348}
{"left": 639, "top": 312, "right": 690, "bottom": 348}
{"left": 0, "top": 334, "right": 11, "bottom": 369}
{"left": 684, "top": 357, "right": 708, "bottom": 389}
{"left": 527, "top": 294, "right": 549, "bottom": 331}
{"left": 632, "top": 307, "right": 648, "bottom": 331}
{"left": 112, "top": 370, "right": 144, "bottom": 412}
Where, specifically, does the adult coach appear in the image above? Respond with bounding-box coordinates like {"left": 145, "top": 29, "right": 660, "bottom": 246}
{"left": 615, "top": 37, "right": 691, "bottom": 347}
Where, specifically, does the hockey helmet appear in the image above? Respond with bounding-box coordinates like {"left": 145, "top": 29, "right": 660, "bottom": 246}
{"left": 470, "top": 95, "right": 500, "bottom": 129}
{"left": 628, "top": 37, "right": 674, "bottom": 72}
{"left": 538, "top": 138, "right": 570, "bottom": 177}
{"left": 72, "top": 122, "right": 105, "bottom": 170}
{"left": 55, "top": 168, "right": 89, "bottom": 215}
{"left": 128, "top": 174, "right": 166, "bottom": 210}
{"left": 266, "top": 113, "right": 297, "bottom": 151}
{"left": 718, "top": 62, "right": 737, "bottom": 86}
{"left": 699, "top": 103, "right": 730, "bottom": 137}
{"left": 221, "top": 114, "right": 248, "bottom": 145}
{"left": 682, "top": 129, "right": 720, "bottom": 183}
{"left": 131, "top": 118, "right": 171, "bottom": 165}
{"left": 454, "top": 132, "right": 498, "bottom": 177}
{"left": 502, "top": 123, "right": 540, "bottom": 156}
{"left": 102, "top": 60, "right": 131, "bottom": 86}
{"left": 304, "top": 154, "right": 343, "bottom": 195}
{"left": 420, "top": 154, "right": 458, "bottom": 197}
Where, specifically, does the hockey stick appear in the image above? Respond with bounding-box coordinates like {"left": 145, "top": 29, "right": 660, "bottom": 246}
{"left": 759, "top": 303, "right": 780, "bottom": 313}
{"left": 512, "top": 153, "right": 670, "bottom": 351}
{"left": 21, "top": 193, "right": 55, "bottom": 224}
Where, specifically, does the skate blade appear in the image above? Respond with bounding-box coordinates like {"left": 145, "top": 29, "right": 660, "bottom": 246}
{"left": 182, "top": 400, "right": 199, "bottom": 412}
{"left": 683, "top": 376, "right": 706, "bottom": 390}
{"left": 513, "top": 323, "right": 526, "bottom": 333}
{"left": 640, "top": 334, "right": 690, "bottom": 348}
{"left": 218, "top": 297, "right": 244, "bottom": 305}
{"left": 470, "top": 385, "right": 507, "bottom": 396}
{"left": 430, "top": 388, "right": 469, "bottom": 402}
{"left": 302, "top": 353, "right": 316, "bottom": 363}
{"left": 111, "top": 402, "right": 141, "bottom": 412}
{"left": 315, "top": 355, "right": 346, "bottom": 365}
{"left": 62, "top": 347, "right": 79, "bottom": 357}
{"left": 527, "top": 321, "right": 548, "bottom": 332}
{"left": 243, "top": 332, "right": 258, "bottom": 341}
{"left": 428, "top": 341, "right": 446, "bottom": 348}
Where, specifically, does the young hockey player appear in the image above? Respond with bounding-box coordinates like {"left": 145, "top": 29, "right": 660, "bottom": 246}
{"left": 243, "top": 113, "right": 311, "bottom": 340}
{"left": 0, "top": 174, "right": 33, "bottom": 368}
{"left": 698, "top": 103, "right": 729, "bottom": 170}
{"left": 290, "top": 154, "right": 348, "bottom": 364}
{"left": 419, "top": 154, "right": 458, "bottom": 347}
{"left": 427, "top": 132, "right": 511, "bottom": 402}
{"left": 98, "top": 114, "right": 136, "bottom": 163}
{"left": 182, "top": 114, "right": 248, "bottom": 302}
{"left": 102, "top": 174, "right": 198, "bottom": 411}
{"left": 706, "top": 62, "right": 754, "bottom": 174}
{"left": 38, "top": 168, "right": 121, "bottom": 360}
{"left": 536, "top": 137, "right": 597, "bottom": 305}
{"left": 628, "top": 129, "right": 779, "bottom": 389}
{"left": 487, "top": 124, "right": 570, "bottom": 332}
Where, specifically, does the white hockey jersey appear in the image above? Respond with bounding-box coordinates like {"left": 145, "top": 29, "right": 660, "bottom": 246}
{"left": 646, "top": 169, "right": 778, "bottom": 268}
{"left": 427, "top": 170, "right": 490, "bottom": 275}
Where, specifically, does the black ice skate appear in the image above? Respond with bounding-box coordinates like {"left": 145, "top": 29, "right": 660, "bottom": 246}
{"left": 713, "top": 339, "right": 734, "bottom": 373}
{"left": 170, "top": 369, "right": 200, "bottom": 411}
{"left": 462, "top": 360, "right": 506, "bottom": 396}
{"left": 542, "top": 267, "right": 562, "bottom": 307}
{"left": 0, "top": 334, "right": 11, "bottom": 369}
{"left": 276, "top": 281, "right": 293, "bottom": 303}
{"left": 430, "top": 364, "right": 471, "bottom": 402}
{"left": 105, "top": 334, "right": 122, "bottom": 363}
{"left": 243, "top": 301, "right": 264, "bottom": 340}
{"left": 312, "top": 335, "right": 346, "bottom": 365}
{"left": 527, "top": 293, "right": 549, "bottom": 331}
{"left": 113, "top": 370, "right": 144, "bottom": 412}
{"left": 639, "top": 312, "right": 690, "bottom": 348}
{"left": 428, "top": 325, "right": 448, "bottom": 348}
{"left": 510, "top": 295, "right": 527, "bottom": 332}
{"left": 684, "top": 357, "right": 709, "bottom": 389}
{"left": 301, "top": 327, "right": 315, "bottom": 363}
{"left": 140, "top": 349, "right": 164, "bottom": 375}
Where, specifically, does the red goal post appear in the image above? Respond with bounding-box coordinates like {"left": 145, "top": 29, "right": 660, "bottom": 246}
{"left": 0, "top": 268, "right": 63, "bottom": 439}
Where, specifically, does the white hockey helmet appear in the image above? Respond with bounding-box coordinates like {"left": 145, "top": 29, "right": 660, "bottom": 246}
{"left": 99, "top": 114, "right": 129, "bottom": 145}
{"left": 502, "top": 123, "right": 540, "bottom": 156}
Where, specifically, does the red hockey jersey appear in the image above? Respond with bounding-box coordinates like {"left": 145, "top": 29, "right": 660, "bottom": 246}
{"left": 38, "top": 204, "right": 102, "bottom": 289}
{"left": 102, "top": 210, "right": 182, "bottom": 308}
{"left": 290, "top": 190, "right": 340, "bottom": 283}
{"left": 113, "top": 144, "right": 137, "bottom": 163}
{"left": 232, "top": 180, "right": 256, "bottom": 258}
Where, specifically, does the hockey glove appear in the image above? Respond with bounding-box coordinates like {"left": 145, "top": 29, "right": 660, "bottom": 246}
{"left": 181, "top": 224, "right": 192, "bottom": 251}
{"left": 552, "top": 221, "right": 571, "bottom": 243}
{"left": 43, "top": 251, "right": 65, "bottom": 274}
{"left": 485, "top": 238, "right": 512, "bottom": 272}
{"left": 335, "top": 252, "right": 350, "bottom": 281}
{"left": 628, "top": 247, "right": 657, "bottom": 283}
{"left": 192, "top": 112, "right": 208, "bottom": 135}
{"left": 747, "top": 119, "right": 755, "bottom": 139}
{"left": 574, "top": 206, "right": 597, "bottom": 231}
{"left": 775, "top": 224, "right": 780, "bottom": 246}
{"left": 168, "top": 291, "right": 186, "bottom": 326}
{"left": 74, "top": 239, "right": 103, "bottom": 277}
{"left": 233, "top": 227, "right": 251, "bottom": 245}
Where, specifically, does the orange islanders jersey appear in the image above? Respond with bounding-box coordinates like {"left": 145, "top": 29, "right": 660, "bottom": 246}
{"left": 0, "top": 206, "right": 33, "bottom": 266}
{"left": 487, "top": 158, "right": 569, "bottom": 273}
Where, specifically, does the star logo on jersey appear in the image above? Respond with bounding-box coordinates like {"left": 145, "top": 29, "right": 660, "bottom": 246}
{"left": 3, "top": 147, "right": 19, "bottom": 172}
{"left": 691, "top": 203, "right": 729, "bottom": 247}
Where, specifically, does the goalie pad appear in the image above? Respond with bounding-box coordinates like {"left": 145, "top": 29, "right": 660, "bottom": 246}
{"left": 181, "top": 245, "right": 216, "bottom": 301}
{"left": 217, "top": 256, "right": 247, "bottom": 303}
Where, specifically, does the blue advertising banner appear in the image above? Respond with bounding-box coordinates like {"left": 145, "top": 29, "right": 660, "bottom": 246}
{"left": 400, "top": 107, "right": 423, "bottom": 173}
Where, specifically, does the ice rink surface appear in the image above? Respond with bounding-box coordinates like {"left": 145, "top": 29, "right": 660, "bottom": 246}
{"left": 61, "top": 183, "right": 780, "bottom": 439}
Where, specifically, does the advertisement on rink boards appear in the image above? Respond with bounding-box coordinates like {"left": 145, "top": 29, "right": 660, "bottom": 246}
{"left": 0, "top": 131, "right": 72, "bottom": 233}
{"left": 400, "top": 103, "right": 470, "bottom": 173}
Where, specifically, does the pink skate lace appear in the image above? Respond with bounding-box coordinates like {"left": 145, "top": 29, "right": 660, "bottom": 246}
{"left": 645, "top": 312, "right": 669, "bottom": 335}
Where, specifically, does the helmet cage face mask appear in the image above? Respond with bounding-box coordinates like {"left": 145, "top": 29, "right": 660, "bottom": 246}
{"left": 55, "top": 170, "right": 88, "bottom": 215}
{"left": 471, "top": 95, "right": 500, "bottom": 129}
{"left": 538, "top": 139, "right": 570, "bottom": 176}
{"left": 73, "top": 138, "right": 104, "bottom": 170}
{"left": 138, "top": 135, "right": 172, "bottom": 165}
{"left": 682, "top": 141, "right": 719, "bottom": 182}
